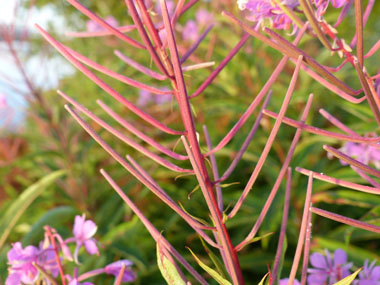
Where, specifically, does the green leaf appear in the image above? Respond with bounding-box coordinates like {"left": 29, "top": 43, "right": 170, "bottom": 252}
{"left": 188, "top": 247, "right": 232, "bottom": 285}
{"left": 157, "top": 242, "right": 186, "bottom": 285}
{"left": 0, "top": 170, "right": 66, "bottom": 249}
{"left": 238, "top": 232, "right": 274, "bottom": 251}
{"left": 333, "top": 268, "right": 362, "bottom": 285}
{"left": 199, "top": 237, "right": 227, "bottom": 279}
{"left": 258, "top": 273, "right": 269, "bottom": 285}
{"left": 22, "top": 206, "right": 76, "bottom": 245}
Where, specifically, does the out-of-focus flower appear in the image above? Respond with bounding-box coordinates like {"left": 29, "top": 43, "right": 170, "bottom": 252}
{"left": 313, "top": 0, "right": 348, "bottom": 19}
{"left": 307, "top": 248, "right": 352, "bottom": 284}
{"left": 6, "top": 242, "right": 40, "bottom": 284}
{"left": 195, "top": 8, "right": 214, "bottom": 27}
{"left": 155, "top": 0, "right": 175, "bottom": 17}
{"left": 279, "top": 278, "right": 301, "bottom": 285}
{"left": 0, "top": 93, "right": 7, "bottom": 109}
{"left": 137, "top": 89, "right": 172, "bottom": 107}
{"left": 72, "top": 214, "right": 99, "bottom": 263}
{"left": 237, "top": 0, "right": 299, "bottom": 30}
{"left": 182, "top": 20, "right": 199, "bottom": 42}
{"left": 86, "top": 16, "right": 118, "bottom": 32}
{"left": 354, "top": 260, "right": 380, "bottom": 285}
{"left": 105, "top": 260, "right": 136, "bottom": 283}
{"left": 339, "top": 141, "right": 380, "bottom": 169}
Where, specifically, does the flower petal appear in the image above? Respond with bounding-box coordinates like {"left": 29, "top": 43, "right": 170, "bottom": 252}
{"left": 82, "top": 220, "right": 97, "bottom": 239}
{"left": 84, "top": 239, "right": 98, "bottom": 255}
{"left": 310, "top": 252, "right": 328, "bottom": 269}
{"left": 73, "top": 215, "right": 85, "bottom": 238}
{"left": 334, "top": 248, "right": 347, "bottom": 265}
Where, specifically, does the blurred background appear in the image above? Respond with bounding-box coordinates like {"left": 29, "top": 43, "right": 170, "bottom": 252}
{"left": 1, "top": 0, "right": 380, "bottom": 284}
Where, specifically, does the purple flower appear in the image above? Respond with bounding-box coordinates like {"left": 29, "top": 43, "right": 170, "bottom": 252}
{"left": 105, "top": 260, "right": 136, "bottom": 282}
{"left": 182, "top": 20, "right": 199, "bottom": 42}
{"left": 137, "top": 89, "right": 172, "bottom": 107}
{"left": 279, "top": 278, "right": 301, "bottom": 285}
{"left": 339, "top": 141, "right": 380, "bottom": 169}
{"left": 354, "top": 260, "right": 380, "bottom": 285}
{"left": 307, "top": 248, "right": 352, "bottom": 284}
{"left": 86, "top": 16, "right": 118, "bottom": 32}
{"left": 195, "top": 9, "right": 214, "bottom": 27}
{"left": 72, "top": 214, "right": 99, "bottom": 263}
{"left": 237, "top": 0, "right": 299, "bottom": 30}
{"left": 6, "top": 242, "right": 40, "bottom": 284}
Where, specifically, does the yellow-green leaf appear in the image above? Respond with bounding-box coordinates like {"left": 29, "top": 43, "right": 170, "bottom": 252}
{"left": 333, "top": 268, "right": 362, "bottom": 285}
{"left": 157, "top": 242, "right": 186, "bottom": 285}
{"left": 258, "top": 273, "right": 269, "bottom": 285}
{"left": 188, "top": 247, "right": 232, "bottom": 285}
{"left": 0, "top": 170, "right": 66, "bottom": 249}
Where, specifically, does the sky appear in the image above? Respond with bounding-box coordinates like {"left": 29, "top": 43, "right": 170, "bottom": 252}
{"left": 0, "top": 0, "right": 74, "bottom": 129}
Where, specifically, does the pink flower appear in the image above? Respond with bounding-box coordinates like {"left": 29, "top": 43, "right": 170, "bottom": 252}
{"left": 137, "top": 89, "right": 172, "bottom": 107}
{"left": 339, "top": 142, "right": 380, "bottom": 169}
{"left": 313, "top": 0, "right": 348, "bottom": 19}
{"left": 6, "top": 242, "right": 40, "bottom": 284}
{"left": 86, "top": 16, "right": 118, "bottom": 32}
{"left": 237, "top": 0, "right": 299, "bottom": 30}
{"left": 72, "top": 214, "right": 99, "bottom": 263}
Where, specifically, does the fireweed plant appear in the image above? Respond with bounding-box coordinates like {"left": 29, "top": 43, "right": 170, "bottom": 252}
{"left": 27, "top": 0, "right": 380, "bottom": 283}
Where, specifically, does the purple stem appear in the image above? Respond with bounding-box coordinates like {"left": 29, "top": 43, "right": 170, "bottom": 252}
{"left": 351, "top": 167, "right": 380, "bottom": 188}
{"left": 96, "top": 100, "right": 188, "bottom": 160}
{"left": 100, "top": 169, "right": 208, "bottom": 284}
{"left": 229, "top": 56, "right": 304, "bottom": 220}
{"left": 190, "top": 33, "right": 251, "bottom": 98}
{"left": 354, "top": 60, "right": 380, "bottom": 126}
{"left": 235, "top": 93, "right": 313, "bottom": 250}
{"left": 171, "top": 0, "right": 185, "bottom": 27}
{"left": 66, "top": 0, "right": 144, "bottom": 49}
{"left": 161, "top": 1, "right": 244, "bottom": 281}
{"left": 296, "top": 167, "right": 380, "bottom": 195}
{"left": 334, "top": 0, "right": 353, "bottom": 28}
{"left": 125, "top": 0, "right": 169, "bottom": 77}
{"left": 263, "top": 110, "right": 380, "bottom": 143}
{"left": 350, "top": 0, "right": 375, "bottom": 48}
{"left": 36, "top": 25, "right": 182, "bottom": 135}
{"left": 63, "top": 44, "right": 172, "bottom": 95}
{"left": 365, "top": 38, "right": 380, "bottom": 58}
{"left": 66, "top": 24, "right": 136, "bottom": 38}
{"left": 180, "top": 24, "right": 214, "bottom": 64}
{"left": 271, "top": 167, "right": 292, "bottom": 284}
{"left": 114, "top": 50, "right": 167, "bottom": 81}
{"left": 64, "top": 104, "right": 214, "bottom": 233}
{"left": 311, "top": 207, "right": 380, "bottom": 234}
{"left": 58, "top": 91, "right": 190, "bottom": 173}
{"left": 289, "top": 58, "right": 365, "bottom": 103}
{"left": 319, "top": 109, "right": 359, "bottom": 136}
{"left": 301, "top": 210, "right": 312, "bottom": 285}
{"left": 354, "top": 0, "right": 364, "bottom": 66}
{"left": 125, "top": 155, "right": 219, "bottom": 247}
{"left": 205, "top": 23, "right": 307, "bottom": 157}
{"left": 217, "top": 91, "right": 272, "bottom": 183}
{"left": 288, "top": 174, "right": 313, "bottom": 284}
{"left": 203, "top": 125, "right": 223, "bottom": 213}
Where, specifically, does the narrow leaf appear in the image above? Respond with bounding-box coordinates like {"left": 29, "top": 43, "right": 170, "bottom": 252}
{"left": 333, "top": 268, "right": 362, "bottom": 285}
{"left": 157, "top": 242, "right": 187, "bottom": 285}
{"left": 0, "top": 170, "right": 66, "bottom": 249}
{"left": 188, "top": 247, "right": 232, "bottom": 285}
